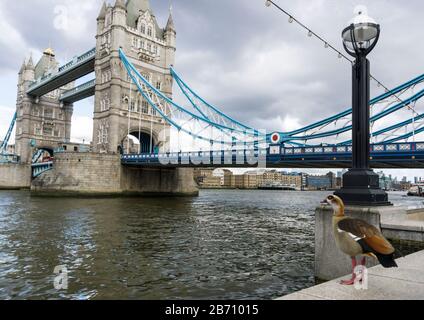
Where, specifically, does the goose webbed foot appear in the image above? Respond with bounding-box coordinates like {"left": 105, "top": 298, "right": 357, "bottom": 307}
{"left": 339, "top": 257, "right": 357, "bottom": 286}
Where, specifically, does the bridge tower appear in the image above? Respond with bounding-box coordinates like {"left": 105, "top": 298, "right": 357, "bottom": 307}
{"left": 15, "top": 49, "right": 74, "bottom": 164}
{"left": 93, "top": 0, "right": 176, "bottom": 154}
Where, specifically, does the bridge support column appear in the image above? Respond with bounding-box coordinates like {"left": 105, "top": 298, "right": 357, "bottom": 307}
{"left": 335, "top": 169, "right": 389, "bottom": 206}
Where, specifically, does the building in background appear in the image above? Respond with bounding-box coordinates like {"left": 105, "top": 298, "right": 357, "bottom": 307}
{"left": 194, "top": 168, "right": 412, "bottom": 191}
{"left": 306, "top": 172, "right": 335, "bottom": 190}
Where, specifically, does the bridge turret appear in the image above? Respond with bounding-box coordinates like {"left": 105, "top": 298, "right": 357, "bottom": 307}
{"left": 97, "top": 1, "right": 107, "bottom": 32}
{"left": 18, "top": 60, "right": 25, "bottom": 75}
{"left": 21, "top": 55, "right": 35, "bottom": 84}
{"left": 113, "top": 0, "right": 127, "bottom": 27}
{"left": 164, "top": 10, "right": 176, "bottom": 68}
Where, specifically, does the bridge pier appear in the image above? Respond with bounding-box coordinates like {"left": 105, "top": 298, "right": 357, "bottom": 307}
{"left": 0, "top": 163, "right": 31, "bottom": 190}
{"left": 30, "top": 152, "right": 198, "bottom": 197}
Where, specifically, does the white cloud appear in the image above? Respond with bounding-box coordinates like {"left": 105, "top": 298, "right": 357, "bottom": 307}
{"left": 70, "top": 115, "right": 93, "bottom": 143}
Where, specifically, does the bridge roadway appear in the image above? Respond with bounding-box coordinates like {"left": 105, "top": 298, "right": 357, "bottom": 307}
{"left": 26, "top": 48, "right": 95, "bottom": 98}
{"left": 59, "top": 79, "right": 95, "bottom": 104}
{"left": 121, "top": 141, "right": 424, "bottom": 169}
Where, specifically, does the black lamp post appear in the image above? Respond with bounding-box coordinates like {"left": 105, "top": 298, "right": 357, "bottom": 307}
{"left": 335, "top": 6, "right": 390, "bottom": 206}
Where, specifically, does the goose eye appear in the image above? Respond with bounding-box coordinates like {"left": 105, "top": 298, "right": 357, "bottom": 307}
{"left": 328, "top": 196, "right": 334, "bottom": 200}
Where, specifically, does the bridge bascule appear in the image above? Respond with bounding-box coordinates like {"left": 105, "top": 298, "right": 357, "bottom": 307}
{"left": 1, "top": 0, "right": 424, "bottom": 195}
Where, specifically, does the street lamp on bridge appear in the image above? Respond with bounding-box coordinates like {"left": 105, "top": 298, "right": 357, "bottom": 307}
{"left": 335, "top": 6, "right": 390, "bottom": 206}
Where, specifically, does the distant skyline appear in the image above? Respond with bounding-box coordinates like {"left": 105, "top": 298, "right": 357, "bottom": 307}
{"left": 1, "top": 0, "right": 424, "bottom": 180}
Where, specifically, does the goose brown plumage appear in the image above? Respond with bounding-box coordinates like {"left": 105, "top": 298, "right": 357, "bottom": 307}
{"left": 322, "top": 195, "right": 398, "bottom": 285}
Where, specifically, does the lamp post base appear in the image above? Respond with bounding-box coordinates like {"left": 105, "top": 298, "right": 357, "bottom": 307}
{"left": 334, "top": 169, "right": 391, "bottom": 206}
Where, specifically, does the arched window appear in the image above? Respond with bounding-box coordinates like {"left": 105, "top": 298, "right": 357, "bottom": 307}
{"left": 147, "top": 26, "right": 153, "bottom": 37}
{"left": 140, "top": 24, "right": 146, "bottom": 34}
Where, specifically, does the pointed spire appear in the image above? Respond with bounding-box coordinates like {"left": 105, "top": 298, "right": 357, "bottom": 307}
{"left": 19, "top": 59, "right": 26, "bottom": 74}
{"left": 166, "top": 9, "right": 175, "bottom": 32}
{"left": 115, "top": 0, "right": 126, "bottom": 10}
{"left": 27, "top": 54, "right": 34, "bottom": 70}
{"left": 97, "top": 1, "right": 107, "bottom": 20}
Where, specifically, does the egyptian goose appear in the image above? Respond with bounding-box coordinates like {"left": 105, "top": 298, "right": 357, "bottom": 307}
{"left": 322, "top": 195, "right": 398, "bottom": 285}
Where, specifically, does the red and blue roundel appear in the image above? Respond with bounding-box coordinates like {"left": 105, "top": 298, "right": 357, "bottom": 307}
{"left": 270, "top": 132, "right": 281, "bottom": 144}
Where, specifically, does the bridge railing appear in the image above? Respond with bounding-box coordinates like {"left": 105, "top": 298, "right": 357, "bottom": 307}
{"left": 0, "top": 154, "right": 20, "bottom": 164}
{"left": 27, "top": 47, "right": 96, "bottom": 92}
{"left": 278, "top": 142, "right": 424, "bottom": 156}
{"left": 121, "top": 141, "right": 424, "bottom": 165}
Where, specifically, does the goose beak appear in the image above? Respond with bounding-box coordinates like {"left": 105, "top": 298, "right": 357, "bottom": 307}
{"left": 320, "top": 199, "right": 328, "bottom": 205}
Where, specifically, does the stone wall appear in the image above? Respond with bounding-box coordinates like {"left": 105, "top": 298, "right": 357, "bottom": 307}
{"left": 121, "top": 167, "right": 199, "bottom": 196}
{"left": 32, "top": 153, "right": 122, "bottom": 195}
{"left": 0, "top": 163, "right": 31, "bottom": 189}
{"left": 31, "top": 152, "right": 198, "bottom": 196}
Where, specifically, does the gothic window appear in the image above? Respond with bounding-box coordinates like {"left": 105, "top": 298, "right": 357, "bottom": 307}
{"left": 140, "top": 24, "right": 146, "bottom": 34}
{"left": 129, "top": 101, "right": 136, "bottom": 112}
{"left": 33, "top": 107, "right": 40, "bottom": 117}
{"left": 100, "top": 92, "right": 110, "bottom": 112}
{"left": 150, "top": 106, "right": 157, "bottom": 116}
{"left": 155, "top": 81, "right": 162, "bottom": 90}
{"left": 142, "top": 101, "right": 149, "bottom": 114}
{"left": 34, "top": 125, "right": 41, "bottom": 136}
{"left": 153, "top": 45, "right": 158, "bottom": 55}
{"left": 147, "top": 26, "right": 153, "bottom": 37}
{"left": 44, "top": 108, "right": 53, "bottom": 119}
{"left": 147, "top": 43, "right": 152, "bottom": 52}
{"left": 43, "top": 125, "right": 53, "bottom": 136}
{"left": 132, "top": 36, "right": 138, "bottom": 48}
{"left": 101, "top": 70, "right": 111, "bottom": 83}
{"left": 97, "top": 121, "right": 109, "bottom": 145}
{"left": 140, "top": 40, "right": 145, "bottom": 50}
{"left": 102, "top": 33, "right": 111, "bottom": 46}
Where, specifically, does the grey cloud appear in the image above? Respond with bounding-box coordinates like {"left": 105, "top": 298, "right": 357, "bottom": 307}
{"left": 1, "top": 0, "right": 424, "bottom": 139}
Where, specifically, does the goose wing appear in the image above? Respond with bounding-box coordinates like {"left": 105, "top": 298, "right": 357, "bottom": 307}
{"left": 337, "top": 218, "right": 395, "bottom": 255}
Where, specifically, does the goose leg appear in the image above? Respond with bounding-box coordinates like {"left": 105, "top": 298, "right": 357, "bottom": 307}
{"left": 340, "top": 257, "right": 357, "bottom": 285}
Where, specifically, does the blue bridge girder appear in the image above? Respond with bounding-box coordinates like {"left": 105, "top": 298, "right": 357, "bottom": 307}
{"left": 59, "top": 79, "right": 95, "bottom": 104}
{"left": 31, "top": 162, "right": 53, "bottom": 178}
{"left": 27, "top": 48, "right": 95, "bottom": 98}
{"left": 121, "top": 141, "right": 424, "bottom": 169}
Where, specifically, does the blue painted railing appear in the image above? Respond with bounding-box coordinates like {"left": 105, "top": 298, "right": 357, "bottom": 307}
{"left": 32, "top": 162, "right": 53, "bottom": 178}
{"left": 121, "top": 141, "right": 424, "bottom": 167}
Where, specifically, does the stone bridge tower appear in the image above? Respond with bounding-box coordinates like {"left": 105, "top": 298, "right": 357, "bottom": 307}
{"left": 94, "top": 0, "right": 176, "bottom": 154}
{"left": 14, "top": 49, "right": 74, "bottom": 164}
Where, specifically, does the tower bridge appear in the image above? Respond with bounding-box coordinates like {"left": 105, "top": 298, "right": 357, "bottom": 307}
{"left": 1, "top": 0, "right": 424, "bottom": 196}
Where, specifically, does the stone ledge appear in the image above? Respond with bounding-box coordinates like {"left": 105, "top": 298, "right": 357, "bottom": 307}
{"left": 279, "top": 250, "right": 424, "bottom": 300}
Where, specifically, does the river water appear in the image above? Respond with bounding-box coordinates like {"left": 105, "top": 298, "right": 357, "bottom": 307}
{"left": 0, "top": 190, "right": 421, "bottom": 300}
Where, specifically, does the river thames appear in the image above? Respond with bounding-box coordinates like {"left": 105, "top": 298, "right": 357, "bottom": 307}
{"left": 0, "top": 190, "right": 422, "bottom": 300}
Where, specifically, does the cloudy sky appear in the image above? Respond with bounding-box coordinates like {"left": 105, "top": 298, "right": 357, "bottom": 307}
{"left": 1, "top": 0, "right": 424, "bottom": 179}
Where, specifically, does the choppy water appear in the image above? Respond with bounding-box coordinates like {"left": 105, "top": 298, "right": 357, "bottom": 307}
{"left": 0, "top": 190, "right": 421, "bottom": 300}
